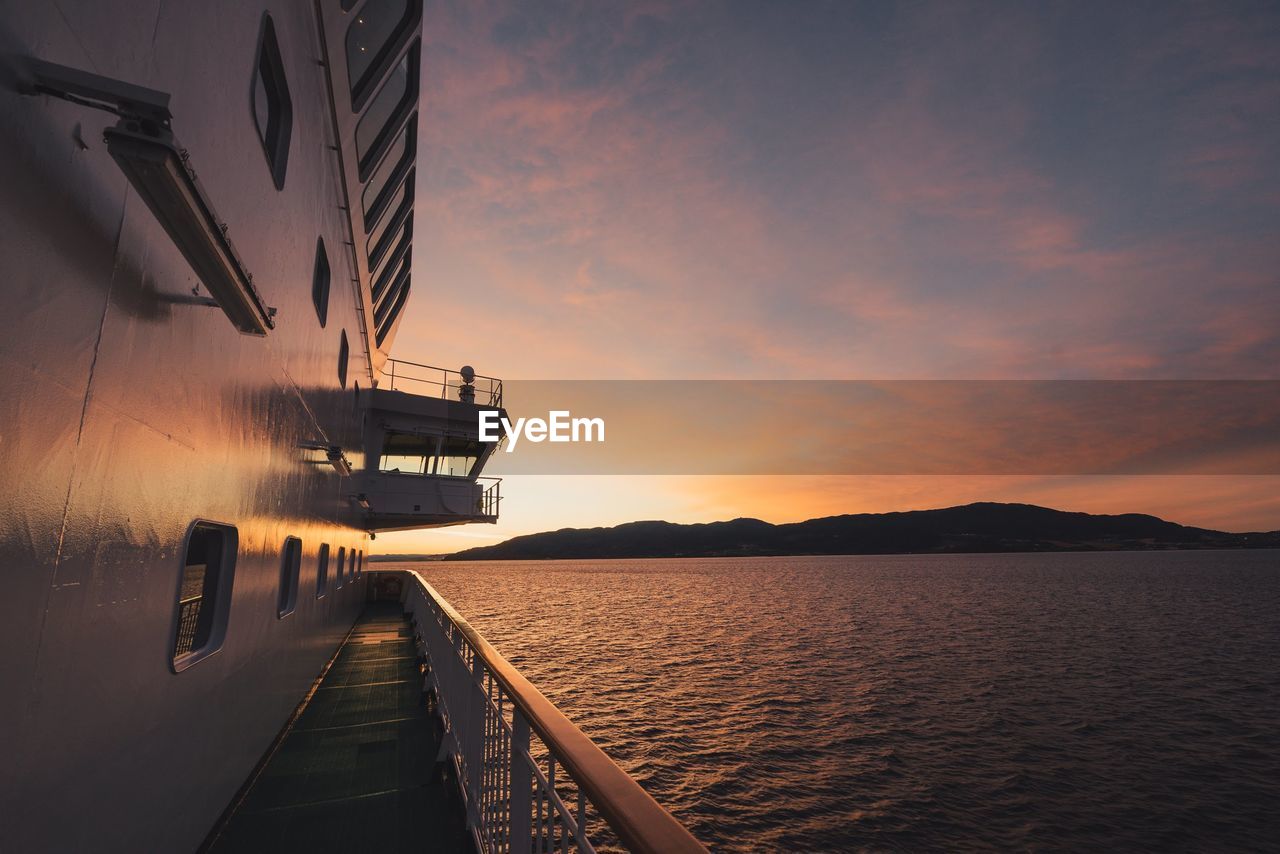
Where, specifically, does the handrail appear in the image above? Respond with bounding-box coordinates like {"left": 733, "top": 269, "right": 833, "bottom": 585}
{"left": 396, "top": 570, "right": 706, "bottom": 854}
{"left": 380, "top": 358, "right": 503, "bottom": 408}
{"left": 477, "top": 477, "right": 501, "bottom": 518}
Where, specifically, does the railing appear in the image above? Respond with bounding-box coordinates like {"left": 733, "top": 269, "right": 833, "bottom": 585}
{"left": 174, "top": 595, "right": 202, "bottom": 656}
{"left": 479, "top": 477, "right": 502, "bottom": 519}
{"left": 382, "top": 358, "right": 503, "bottom": 408}
{"left": 394, "top": 571, "right": 706, "bottom": 854}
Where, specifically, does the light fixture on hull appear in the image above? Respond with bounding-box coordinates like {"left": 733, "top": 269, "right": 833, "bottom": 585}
{"left": 298, "top": 440, "right": 353, "bottom": 476}
{"left": 19, "top": 58, "right": 275, "bottom": 336}
{"left": 104, "top": 123, "right": 274, "bottom": 335}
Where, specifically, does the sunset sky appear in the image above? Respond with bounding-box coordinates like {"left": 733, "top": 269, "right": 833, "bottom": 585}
{"left": 383, "top": 0, "right": 1280, "bottom": 553}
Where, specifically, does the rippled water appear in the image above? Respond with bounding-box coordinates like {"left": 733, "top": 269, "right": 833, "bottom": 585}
{"left": 397, "top": 551, "right": 1280, "bottom": 851}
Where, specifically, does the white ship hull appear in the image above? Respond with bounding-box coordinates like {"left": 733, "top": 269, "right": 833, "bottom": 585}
{"left": 1, "top": 3, "right": 379, "bottom": 849}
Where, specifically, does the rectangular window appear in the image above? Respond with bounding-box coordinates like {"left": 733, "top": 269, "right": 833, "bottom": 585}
{"left": 278, "top": 536, "right": 301, "bottom": 618}
{"left": 379, "top": 432, "right": 481, "bottom": 478}
{"left": 374, "top": 262, "right": 410, "bottom": 326}
{"left": 172, "top": 521, "right": 238, "bottom": 671}
{"left": 346, "top": 0, "right": 418, "bottom": 109}
{"left": 336, "top": 546, "right": 347, "bottom": 588}
{"left": 367, "top": 178, "right": 412, "bottom": 270}
{"left": 372, "top": 235, "right": 411, "bottom": 305}
{"left": 362, "top": 117, "right": 415, "bottom": 229}
{"left": 356, "top": 45, "right": 419, "bottom": 178}
{"left": 380, "top": 431, "right": 438, "bottom": 474}
{"left": 316, "top": 543, "right": 330, "bottom": 598}
{"left": 375, "top": 279, "right": 410, "bottom": 347}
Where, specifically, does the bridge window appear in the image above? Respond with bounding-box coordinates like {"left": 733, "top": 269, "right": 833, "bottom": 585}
{"left": 313, "top": 238, "right": 330, "bottom": 327}
{"left": 253, "top": 14, "right": 293, "bottom": 190}
{"left": 346, "top": 0, "right": 416, "bottom": 109}
{"left": 316, "top": 543, "right": 330, "bottom": 598}
{"left": 172, "top": 522, "right": 238, "bottom": 671}
{"left": 278, "top": 536, "right": 301, "bottom": 618}
{"left": 379, "top": 432, "right": 481, "bottom": 478}
{"left": 439, "top": 438, "right": 482, "bottom": 478}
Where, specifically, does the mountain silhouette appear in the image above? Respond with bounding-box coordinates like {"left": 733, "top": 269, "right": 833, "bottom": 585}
{"left": 438, "top": 502, "right": 1280, "bottom": 561}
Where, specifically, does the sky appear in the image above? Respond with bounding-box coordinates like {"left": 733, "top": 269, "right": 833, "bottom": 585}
{"left": 382, "top": 0, "right": 1280, "bottom": 553}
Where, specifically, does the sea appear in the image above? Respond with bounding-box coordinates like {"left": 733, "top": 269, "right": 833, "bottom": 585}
{"left": 392, "top": 550, "right": 1280, "bottom": 851}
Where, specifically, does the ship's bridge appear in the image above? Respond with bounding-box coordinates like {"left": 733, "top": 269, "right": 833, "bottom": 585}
{"left": 357, "top": 360, "right": 504, "bottom": 531}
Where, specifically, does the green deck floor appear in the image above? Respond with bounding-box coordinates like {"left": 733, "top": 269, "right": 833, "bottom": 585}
{"left": 208, "top": 603, "right": 470, "bottom": 853}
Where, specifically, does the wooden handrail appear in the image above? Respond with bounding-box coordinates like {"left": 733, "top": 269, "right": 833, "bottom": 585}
{"left": 408, "top": 570, "right": 707, "bottom": 854}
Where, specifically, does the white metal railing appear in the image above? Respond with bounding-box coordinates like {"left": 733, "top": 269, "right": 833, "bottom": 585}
{"left": 391, "top": 571, "right": 706, "bottom": 854}
{"left": 478, "top": 477, "right": 502, "bottom": 519}
{"left": 382, "top": 358, "right": 503, "bottom": 408}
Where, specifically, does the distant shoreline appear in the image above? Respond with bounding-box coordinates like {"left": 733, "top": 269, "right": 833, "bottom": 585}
{"left": 371, "top": 545, "right": 1280, "bottom": 563}
{"left": 370, "top": 502, "right": 1280, "bottom": 563}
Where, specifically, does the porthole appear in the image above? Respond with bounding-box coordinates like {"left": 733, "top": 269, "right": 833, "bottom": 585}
{"left": 278, "top": 536, "right": 301, "bottom": 618}
{"left": 313, "top": 238, "right": 331, "bottom": 327}
{"left": 316, "top": 543, "right": 330, "bottom": 598}
{"left": 172, "top": 521, "right": 238, "bottom": 671}
{"left": 338, "top": 329, "right": 350, "bottom": 388}
{"left": 252, "top": 14, "right": 293, "bottom": 190}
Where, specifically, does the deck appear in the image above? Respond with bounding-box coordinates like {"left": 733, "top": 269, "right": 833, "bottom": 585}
{"left": 207, "top": 603, "right": 469, "bottom": 852}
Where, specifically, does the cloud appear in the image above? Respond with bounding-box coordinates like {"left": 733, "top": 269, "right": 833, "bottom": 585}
{"left": 380, "top": 0, "right": 1280, "bottom": 533}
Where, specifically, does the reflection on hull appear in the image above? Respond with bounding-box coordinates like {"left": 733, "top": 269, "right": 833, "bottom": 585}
{"left": 0, "top": 1, "right": 493, "bottom": 850}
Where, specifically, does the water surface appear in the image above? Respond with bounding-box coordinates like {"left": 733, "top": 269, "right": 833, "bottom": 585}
{"left": 398, "top": 551, "right": 1280, "bottom": 851}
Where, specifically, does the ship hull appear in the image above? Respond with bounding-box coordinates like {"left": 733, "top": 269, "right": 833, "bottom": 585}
{"left": 0, "top": 2, "right": 375, "bottom": 849}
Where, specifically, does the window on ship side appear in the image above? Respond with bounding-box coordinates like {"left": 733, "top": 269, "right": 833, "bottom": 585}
{"left": 278, "top": 536, "right": 301, "bottom": 618}
{"left": 252, "top": 13, "right": 293, "bottom": 190}
{"left": 338, "top": 329, "right": 349, "bottom": 388}
{"left": 316, "top": 543, "right": 330, "bottom": 598}
{"left": 313, "top": 238, "right": 331, "bottom": 327}
{"left": 172, "top": 521, "right": 238, "bottom": 672}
